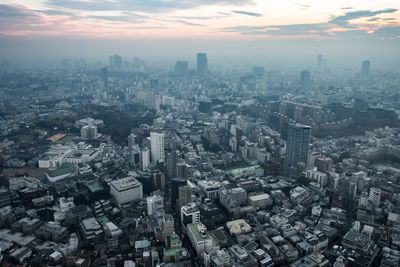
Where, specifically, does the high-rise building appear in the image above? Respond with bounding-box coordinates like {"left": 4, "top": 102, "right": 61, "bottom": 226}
{"left": 128, "top": 133, "right": 137, "bottom": 152}
{"left": 166, "top": 151, "right": 177, "bottom": 178}
{"left": 80, "top": 125, "right": 97, "bottom": 139}
{"left": 300, "top": 70, "right": 311, "bottom": 87}
{"left": 197, "top": 52, "right": 208, "bottom": 75}
{"left": 153, "top": 170, "right": 165, "bottom": 189}
{"left": 150, "top": 132, "right": 165, "bottom": 165}
{"left": 109, "top": 54, "right": 122, "bottom": 68}
{"left": 317, "top": 54, "right": 324, "bottom": 69}
{"left": 100, "top": 67, "right": 108, "bottom": 87}
{"left": 361, "top": 60, "right": 370, "bottom": 76}
{"left": 141, "top": 147, "right": 150, "bottom": 170}
{"left": 147, "top": 195, "right": 164, "bottom": 216}
{"left": 179, "top": 185, "right": 192, "bottom": 208}
{"left": 286, "top": 123, "right": 311, "bottom": 167}
{"left": 174, "top": 61, "right": 188, "bottom": 75}
{"left": 369, "top": 187, "right": 381, "bottom": 208}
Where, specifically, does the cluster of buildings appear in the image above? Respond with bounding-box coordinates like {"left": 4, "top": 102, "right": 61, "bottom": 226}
{"left": 0, "top": 54, "right": 399, "bottom": 267}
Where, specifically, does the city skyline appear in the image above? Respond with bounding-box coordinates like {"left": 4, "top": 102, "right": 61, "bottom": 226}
{"left": 0, "top": 1, "right": 399, "bottom": 67}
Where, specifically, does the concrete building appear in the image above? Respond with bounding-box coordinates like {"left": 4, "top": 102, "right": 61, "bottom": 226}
{"left": 150, "top": 132, "right": 165, "bottom": 165}
{"left": 110, "top": 176, "right": 143, "bottom": 207}
{"left": 181, "top": 203, "right": 200, "bottom": 228}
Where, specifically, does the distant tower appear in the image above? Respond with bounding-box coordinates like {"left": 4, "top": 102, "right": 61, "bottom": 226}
{"left": 100, "top": 67, "right": 108, "bottom": 87}
{"left": 361, "top": 60, "right": 370, "bottom": 76}
{"left": 150, "top": 132, "right": 165, "bottom": 165}
{"left": 287, "top": 123, "right": 311, "bottom": 167}
{"left": 197, "top": 52, "right": 208, "bottom": 75}
{"left": 317, "top": 54, "right": 323, "bottom": 69}
{"left": 300, "top": 70, "right": 311, "bottom": 87}
{"left": 109, "top": 54, "right": 122, "bottom": 69}
{"left": 174, "top": 61, "right": 188, "bottom": 75}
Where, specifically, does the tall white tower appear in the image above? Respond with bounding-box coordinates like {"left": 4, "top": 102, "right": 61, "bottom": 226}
{"left": 150, "top": 132, "right": 165, "bottom": 165}
{"left": 369, "top": 187, "right": 381, "bottom": 208}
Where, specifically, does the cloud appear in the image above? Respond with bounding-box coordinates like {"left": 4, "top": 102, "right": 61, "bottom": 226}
{"left": 174, "top": 20, "right": 207, "bottom": 27}
{"left": 232, "top": 10, "right": 262, "bottom": 17}
{"left": 330, "top": 8, "right": 398, "bottom": 28}
{"left": 295, "top": 3, "right": 311, "bottom": 10}
{"left": 221, "top": 23, "right": 332, "bottom": 38}
{"left": 46, "top": 0, "right": 254, "bottom": 13}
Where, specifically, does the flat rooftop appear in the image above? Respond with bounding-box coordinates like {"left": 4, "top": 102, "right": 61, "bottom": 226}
{"left": 110, "top": 176, "right": 142, "bottom": 192}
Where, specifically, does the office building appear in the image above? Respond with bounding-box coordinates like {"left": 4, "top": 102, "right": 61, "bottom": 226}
{"left": 300, "top": 70, "right": 311, "bottom": 87}
{"left": 141, "top": 147, "right": 150, "bottom": 170}
{"left": 174, "top": 61, "right": 188, "bottom": 75}
{"left": 166, "top": 151, "right": 178, "bottom": 178}
{"left": 187, "top": 223, "right": 217, "bottom": 258}
{"left": 197, "top": 52, "right": 208, "bottom": 75}
{"left": 147, "top": 195, "right": 164, "bottom": 216}
{"left": 179, "top": 185, "right": 192, "bottom": 208}
{"left": 100, "top": 67, "right": 108, "bottom": 87}
{"left": 110, "top": 176, "right": 143, "bottom": 207}
{"left": 150, "top": 132, "right": 165, "bottom": 165}
{"left": 287, "top": 123, "right": 311, "bottom": 167}
{"left": 361, "top": 60, "right": 370, "bottom": 76}
{"left": 181, "top": 203, "right": 200, "bottom": 227}
{"left": 109, "top": 54, "right": 122, "bottom": 68}
{"left": 369, "top": 187, "right": 381, "bottom": 208}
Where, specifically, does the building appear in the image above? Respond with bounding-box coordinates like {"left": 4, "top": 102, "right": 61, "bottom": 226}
{"left": 300, "top": 70, "right": 311, "bottom": 87}
{"left": 219, "top": 187, "right": 247, "bottom": 210}
{"left": 150, "top": 132, "right": 165, "bottom": 165}
{"left": 361, "top": 60, "right": 370, "bottom": 76}
{"left": 110, "top": 176, "right": 143, "bottom": 207}
{"left": 369, "top": 187, "right": 381, "bottom": 208}
{"left": 147, "top": 195, "right": 164, "bottom": 216}
{"left": 109, "top": 54, "right": 122, "bottom": 68}
{"left": 80, "top": 217, "right": 103, "bottom": 244}
{"left": 287, "top": 123, "right": 311, "bottom": 167}
{"left": 174, "top": 61, "right": 188, "bottom": 75}
{"left": 248, "top": 193, "right": 273, "bottom": 209}
{"left": 179, "top": 185, "right": 192, "bottom": 208}
{"left": 226, "top": 219, "right": 252, "bottom": 237}
{"left": 141, "top": 147, "right": 150, "bottom": 170}
{"left": 128, "top": 133, "right": 137, "bottom": 152}
{"left": 80, "top": 125, "right": 98, "bottom": 139}
{"left": 181, "top": 203, "right": 200, "bottom": 228}
{"left": 197, "top": 52, "right": 208, "bottom": 75}
{"left": 187, "top": 223, "right": 218, "bottom": 258}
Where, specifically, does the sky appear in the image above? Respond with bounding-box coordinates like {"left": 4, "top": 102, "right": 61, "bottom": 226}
{"left": 0, "top": 0, "right": 399, "bottom": 68}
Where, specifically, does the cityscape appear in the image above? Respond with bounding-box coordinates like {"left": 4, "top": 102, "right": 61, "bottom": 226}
{"left": 1, "top": 1, "right": 400, "bottom": 267}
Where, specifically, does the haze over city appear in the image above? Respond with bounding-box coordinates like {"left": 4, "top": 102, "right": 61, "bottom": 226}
{"left": 0, "top": 0, "right": 400, "bottom": 68}
{"left": 1, "top": 1, "right": 400, "bottom": 267}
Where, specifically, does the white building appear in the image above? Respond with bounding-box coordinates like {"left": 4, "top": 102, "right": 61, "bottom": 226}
{"left": 305, "top": 167, "right": 328, "bottom": 187}
{"left": 150, "top": 132, "right": 165, "bottom": 165}
{"left": 369, "top": 187, "right": 381, "bottom": 208}
{"left": 147, "top": 195, "right": 164, "bottom": 216}
{"left": 110, "top": 176, "right": 143, "bottom": 207}
{"left": 187, "top": 223, "right": 218, "bottom": 259}
{"left": 248, "top": 193, "right": 273, "bottom": 208}
{"left": 181, "top": 203, "right": 200, "bottom": 227}
{"left": 141, "top": 147, "right": 150, "bottom": 170}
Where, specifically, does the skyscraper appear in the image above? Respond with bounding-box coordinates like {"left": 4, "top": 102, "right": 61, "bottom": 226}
{"left": 166, "top": 151, "right": 177, "bottom": 178}
{"left": 150, "top": 132, "right": 165, "bottom": 164}
{"left": 300, "top": 70, "right": 311, "bottom": 87}
{"left": 174, "top": 61, "right": 188, "bottom": 75}
{"left": 197, "top": 52, "right": 208, "bottom": 75}
{"left": 317, "top": 54, "right": 323, "bottom": 69}
{"left": 109, "top": 54, "right": 122, "bottom": 68}
{"left": 100, "top": 67, "right": 108, "bottom": 87}
{"left": 286, "top": 123, "right": 311, "bottom": 167}
{"left": 179, "top": 185, "right": 192, "bottom": 208}
{"left": 361, "top": 60, "right": 370, "bottom": 76}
